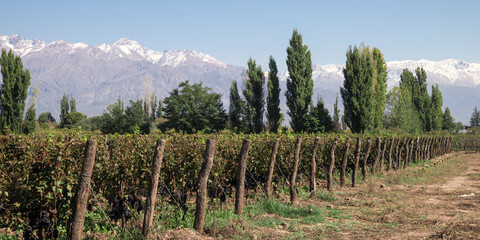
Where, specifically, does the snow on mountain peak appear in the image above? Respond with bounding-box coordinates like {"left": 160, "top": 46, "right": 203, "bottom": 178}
{"left": 0, "top": 34, "right": 46, "bottom": 56}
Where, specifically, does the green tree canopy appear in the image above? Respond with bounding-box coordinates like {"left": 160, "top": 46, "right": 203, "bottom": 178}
{"left": 161, "top": 80, "right": 226, "bottom": 133}
{"left": 228, "top": 80, "right": 248, "bottom": 133}
{"left": 285, "top": 29, "right": 313, "bottom": 132}
{"left": 38, "top": 112, "right": 56, "bottom": 123}
{"left": 442, "top": 107, "right": 455, "bottom": 132}
{"left": 470, "top": 106, "right": 480, "bottom": 127}
{"left": 429, "top": 84, "right": 443, "bottom": 131}
{"left": 266, "top": 56, "right": 283, "bottom": 133}
{"left": 0, "top": 49, "right": 31, "bottom": 134}
{"left": 340, "top": 45, "right": 374, "bottom": 133}
{"left": 63, "top": 111, "right": 87, "bottom": 129}
{"left": 372, "top": 47, "right": 387, "bottom": 129}
{"left": 243, "top": 57, "right": 265, "bottom": 133}
{"left": 307, "top": 95, "right": 333, "bottom": 133}
{"left": 59, "top": 93, "right": 69, "bottom": 127}
{"left": 23, "top": 106, "right": 36, "bottom": 134}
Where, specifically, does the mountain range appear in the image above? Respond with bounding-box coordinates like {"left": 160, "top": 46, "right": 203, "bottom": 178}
{"left": 1, "top": 34, "right": 479, "bottom": 125}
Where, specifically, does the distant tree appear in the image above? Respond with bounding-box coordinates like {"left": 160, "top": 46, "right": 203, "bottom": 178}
{"left": 340, "top": 45, "right": 374, "bottom": 133}
{"left": 243, "top": 57, "right": 265, "bottom": 133}
{"left": 63, "top": 112, "right": 87, "bottom": 129}
{"left": 59, "top": 94, "right": 69, "bottom": 127}
{"left": 0, "top": 49, "right": 31, "bottom": 134}
{"left": 38, "top": 112, "right": 56, "bottom": 123}
{"left": 266, "top": 56, "right": 283, "bottom": 133}
{"left": 383, "top": 86, "right": 422, "bottom": 134}
{"left": 333, "top": 93, "right": 341, "bottom": 131}
{"left": 126, "top": 99, "right": 147, "bottom": 134}
{"left": 470, "top": 106, "right": 480, "bottom": 127}
{"left": 285, "top": 29, "right": 313, "bottom": 132}
{"left": 307, "top": 95, "right": 333, "bottom": 133}
{"left": 74, "top": 116, "right": 103, "bottom": 131}
{"left": 442, "top": 107, "right": 455, "bottom": 132}
{"left": 228, "top": 80, "right": 248, "bottom": 133}
{"left": 69, "top": 95, "right": 76, "bottom": 113}
{"left": 24, "top": 106, "right": 36, "bottom": 134}
{"left": 429, "top": 84, "right": 443, "bottom": 131}
{"left": 372, "top": 47, "right": 387, "bottom": 129}
{"left": 101, "top": 98, "right": 126, "bottom": 134}
{"left": 157, "top": 98, "right": 163, "bottom": 119}
{"left": 161, "top": 81, "right": 226, "bottom": 133}
{"left": 414, "top": 67, "right": 430, "bottom": 131}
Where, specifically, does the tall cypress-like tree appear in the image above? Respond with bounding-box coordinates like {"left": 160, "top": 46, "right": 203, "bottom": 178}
{"left": 266, "top": 56, "right": 283, "bottom": 133}
{"left": 243, "top": 57, "right": 265, "bottom": 133}
{"left": 442, "top": 107, "right": 455, "bottom": 131}
{"left": 372, "top": 47, "right": 387, "bottom": 129}
{"left": 69, "top": 95, "right": 76, "bottom": 113}
{"left": 285, "top": 29, "right": 313, "bottom": 132}
{"left": 333, "top": 93, "right": 341, "bottom": 131}
{"left": 470, "top": 107, "right": 480, "bottom": 127}
{"left": 229, "top": 80, "right": 248, "bottom": 133}
{"left": 429, "top": 84, "right": 443, "bottom": 131}
{"left": 340, "top": 45, "right": 374, "bottom": 133}
{"left": 60, "top": 93, "right": 69, "bottom": 127}
{"left": 414, "top": 67, "right": 430, "bottom": 131}
{"left": 0, "top": 49, "right": 31, "bottom": 134}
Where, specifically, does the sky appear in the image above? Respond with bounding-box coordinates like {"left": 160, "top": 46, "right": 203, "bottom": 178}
{"left": 1, "top": 0, "right": 479, "bottom": 71}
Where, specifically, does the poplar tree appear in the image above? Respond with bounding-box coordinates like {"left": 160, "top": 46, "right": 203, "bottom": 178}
{"left": 372, "top": 47, "right": 387, "bottom": 129}
{"left": 333, "top": 93, "right": 341, "bottom": 131}
{"left": 0, "top": 49, "right": 31, "bottom": 134}
{"left": 470, "top": 107, "right": 480, "bottom": 127}
{"left": 266, "top": 56, "right": 283, "bottom": 133}
{"left": 243, "top": 57, "right": 265, "bottom": 133}
{"left": 229, "top": 80, "right": 248, "bottom": 133}
{"left": 340, "top": 45, "right": 374, "bottom": 133}
{"left": 60, "top": 94, "right": 69, "bottom": 127}
{"left": 285, "top": 29, "right": 313, "bottom": 132}
{"left": 429, "top": 84, "right": 443, "bottom": 131}
{"left": 414, "top": 67, "right": 430, "bottom": 131}
{"left": 70, "top": 95, "right": 76, "bottom": 113}
{"left": 442, "top": 107, "right": 455, "bottom": 131}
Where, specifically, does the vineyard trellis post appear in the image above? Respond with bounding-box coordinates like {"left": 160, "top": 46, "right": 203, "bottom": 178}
{"left": 290, "top": 138, "right": 302, "bottom": 204}
{"left": 387, "top": 138, "right": 394, "bottom": 171}
{"left": 362, "top": 138, "right": 372, "bottom": 181}
{"left": 404, "top": 138, "right": 410, "bottom": 169}
{"left": 340, "top": 137, "right": 352, "bottom": 187}
{"left": 194, "top": 139, "right": 216, "bottom": 233}
{"left": 70, "top": 139, "right": 98, "bottom": 240}
{"left": 235, "top": 139, "right": 251, "bottom": 216}
{"left": 372, "top": 137, "right": 381, "bottom": 174}
{"left": 142, "top": 139, "right": 166, "bottom": 237}
{"left": 352, "top": 137, "right": 362, "bottom": 187}
{"left": 310, "top": 137, "right": 321, "bottom": 197}
{"left": 266, "top": 138, "right": 280, "bottom": 198}
{"left": 327, "top": 138, "right": 339, "bottom": 192}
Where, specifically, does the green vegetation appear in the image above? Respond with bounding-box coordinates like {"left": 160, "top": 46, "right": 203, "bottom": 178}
{"left": 244, "top": 57, "right": 265, "bottom": 133}
{"left": 267, "top": 55, "right": 283, "bottom": 133}
{"left": 285, "top": 29, "right": 314, "bottom": 132}
{"left": 0, "top": 49, "right": 31, "bottom": 134}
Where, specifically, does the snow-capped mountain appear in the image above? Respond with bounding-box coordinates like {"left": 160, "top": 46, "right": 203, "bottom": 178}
{"left": 0, "top": 33, "right": 479, "bottom": 124}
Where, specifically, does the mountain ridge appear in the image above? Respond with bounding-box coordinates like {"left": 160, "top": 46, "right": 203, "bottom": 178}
{"left": 0, "top": 34, "right": 479, "bottom": 124}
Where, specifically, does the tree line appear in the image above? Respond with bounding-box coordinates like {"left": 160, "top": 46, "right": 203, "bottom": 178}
{"left": 0, "top": 29, "right": 469, "bottom": 135}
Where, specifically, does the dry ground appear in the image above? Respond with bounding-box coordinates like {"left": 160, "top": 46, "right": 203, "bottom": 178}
{"left": 158, "top": 152, "right": 480, "bottom": 240}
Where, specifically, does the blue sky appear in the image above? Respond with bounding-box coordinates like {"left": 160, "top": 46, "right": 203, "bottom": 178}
{"left": 1, "top": 0, "right": 479, "bottom": 70}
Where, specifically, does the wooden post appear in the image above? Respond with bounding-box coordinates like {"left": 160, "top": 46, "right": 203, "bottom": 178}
{"left": 327, "top": 138, "right": 339, "bottom": 192}
{"left": 362, "top": 138, "right": 372, "bottom": 181}
{"left": 143, "top": 140, "right": 166, "bottom": 237}
{"left": 194, "top": 139, "right": 216, "bottom": 233}
{"left": 352, "top": 137, "right": 362, "bottom": 187}
{"left": 265, "top": 138, "right": 280, "bottom": 198}
{"left": 340, "top": 137, "right": 352, "bottom": 187}
{"left": 372, "top": 137, "right": 381, "bottom": 174}
{"left": 290, "top": 138, "right": 302, "bottom": 204}
{"left": 387, "top": 138, "right": 394, "bottom": 171}
{"left": 70, "top": 140, "right": 97, "bottom": 240}
{"left": 310, "top": 137, "right": 321, "bottom": 197}
{"left": 235, "top": 139, "right": 251, "bottom": 216}
{"left": 380, "top": 138, "right": 387, "bottom": 172}
{"left": 404, "top": 138, "right": 410, "bottom": 169}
